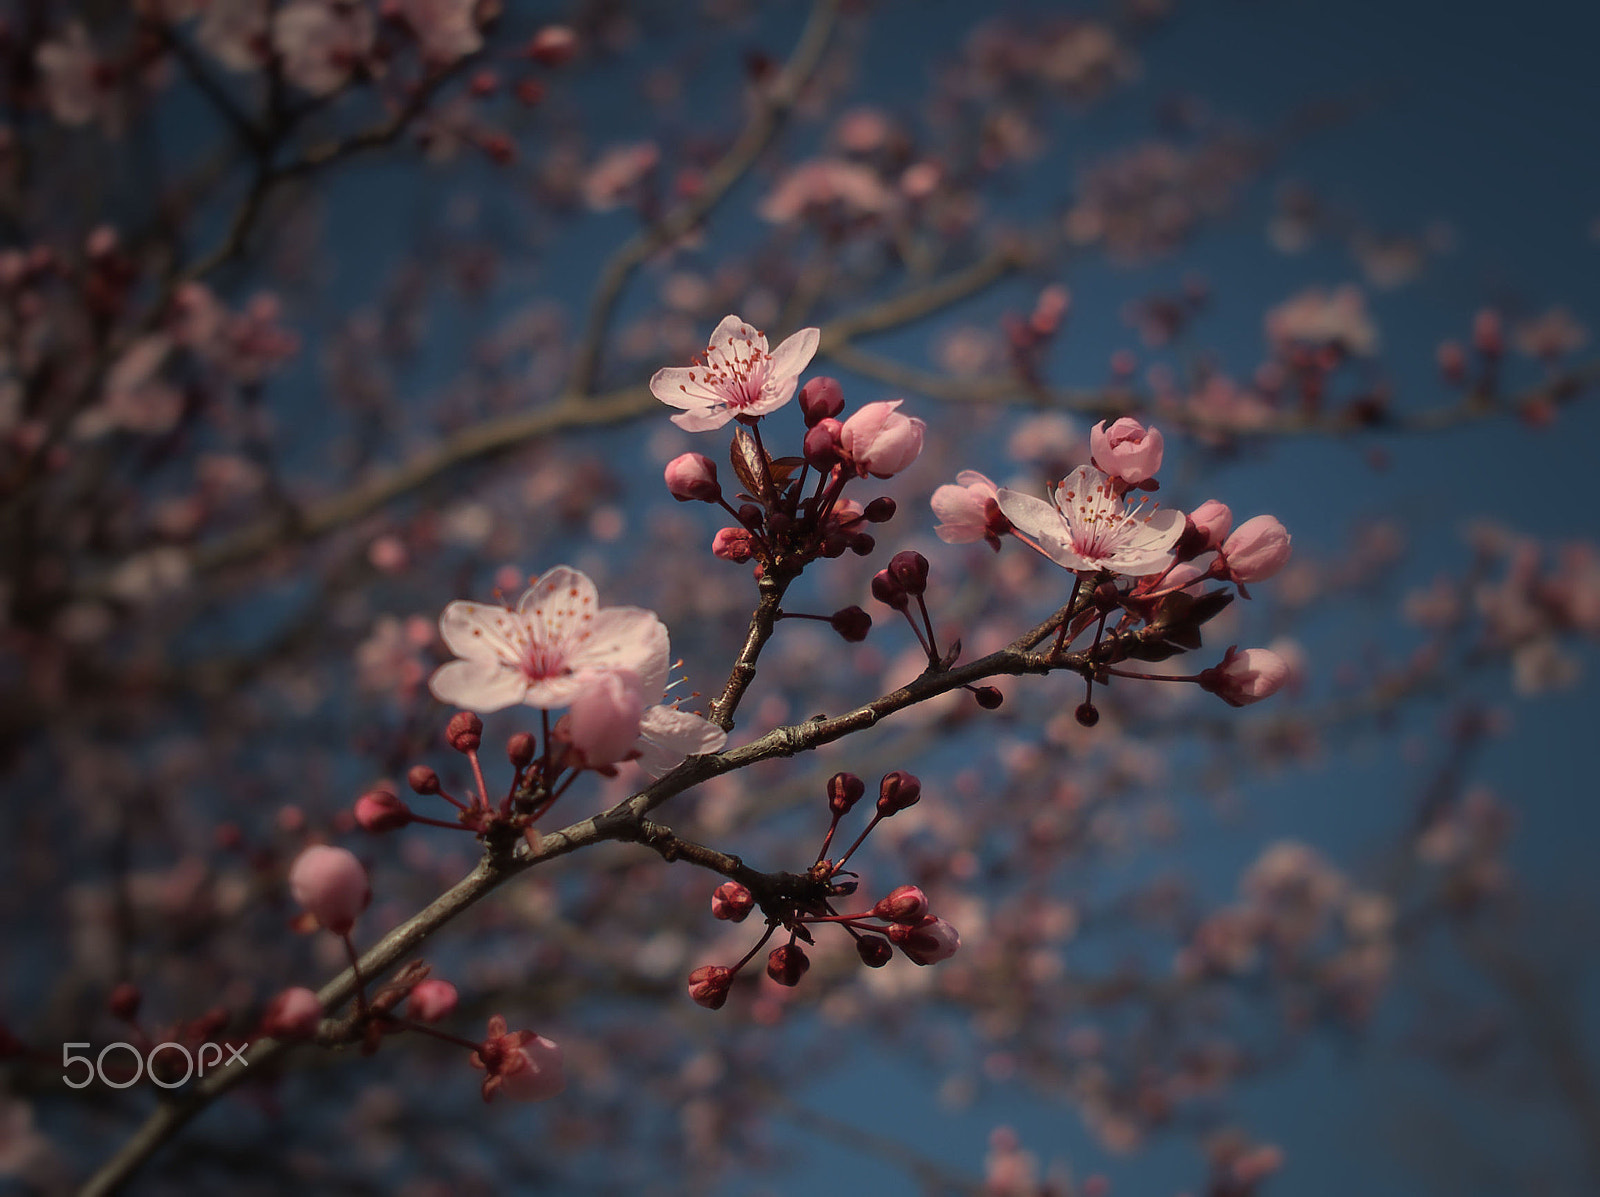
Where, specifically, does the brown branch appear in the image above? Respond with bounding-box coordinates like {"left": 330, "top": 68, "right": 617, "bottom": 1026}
{"left": 81, "top": 593, "right": 1096, "bottom": 1193}
{"left": 566, "top": 0, "right": 841, "bottom": 396}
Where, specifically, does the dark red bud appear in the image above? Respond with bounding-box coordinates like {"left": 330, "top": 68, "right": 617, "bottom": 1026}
{"left": 972, "top": 686, "right": 1003, "bottom": 710}
{"left": 507, "top": 732, "right": 536, "bottom": 768}
{"left": 855, "top": 935, "right": 893, "bottom": 968}
{"left": 355, "top": 788, "right": 412, "bottom": 833}
{"left": 803, "top": 419, "right": 843, "bottom": 469}
{"left": 889, "top": 550, "right": 929, "bottom": 596}
{"left": 407, "top": 765, "right": 441, "bottom": 795}
{"left": 1075, "top": 702, "right": 1099, "bottom": 727}
{"left": 871, "top": 568, "right": 909, "bottom": 611}
{"left": 798, "top": 376, "right": 845, "bottom": 425}
{"left": 877, "top": 770, "right": 922, "bottom": 816}
{"left": 766, "top": 944, "right": 810, "bottom": 987}
{"left": 827, "top": 771, "right": 866, "bottom": 815}
{"left": 862, "top": 497, "right": 897, "bottom": 523}
{"left": 445, "top": 712, "right": 483, "bottom": 753}
{"left": 829, "top": 606, "right": 872, "bottom": 643}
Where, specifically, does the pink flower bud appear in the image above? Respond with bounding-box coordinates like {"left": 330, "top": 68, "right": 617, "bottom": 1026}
{"left": 888, "top": 550, "right": 929, "bottom": 596}
{"left": 872, "top": 885, "right": 929, "bottom": 924}
{"left": 688, "top": 965, "right": 733, "bottom": 1009}
{"left": 355, "top": 787, "right": 411, "bottom": 833}
{"left": 799, "top": 376, "right": 845, "bottom": 425}
{"left": 527, "top": 25, "right": 578, "bottom": 66}
{"left": 1198, "top": 646, "right": 1290, "bottom": 707}
{"left": 766, "top": 944, "right": 810, "bottom": 987}
{"left": 564, "top": 671, "right": 644, "bottom": 767}
{"left": 829, "top": 605, "right": 872, "bottom": 642}
{"left": 507, "top": 732, "right": 536, "bottom": 768}
{"left": 407, "top": 979, "right": 459, "bottom": 1023}
{"left": 840, "top": 399, "right": 925, "bottom": 478}
{"left": 664, "top": 452, "right": 720, "bottom": 502}
{"left": 855, "top": 935, "right": 894, "bottom": 968}
{"left": 1221, "top": 515, "right": 1292, "bottom": 583}
{"left": 288, "top": 845, "right": 371, "bottom": 935}
{"left": 1089, "top": 417, "right": 1164, "bottom": 484}
{"left": 887, "top": 916, "right": 961, "bottom": 965}
{"left": 1188, "top": 500, "right": 1233, "bottom": 552}
{"left": 711, "top": 881, "right": 754, "bottom": 922}
{"left": 261, "top": 987, "right": 322, "bottom": 1040}
{"left": 803, "top": 417, "right": 844, "bottom": 469}
{"left": 407, "top": 765, "right": 441, "bottom": 794}
{"left": 877, "top": 770, "right": 922, "bottom": 816}
{"left": 931, "top": 470, "right": 1008, "bottom": 547}
{"left": 712, "top": 527, "right": 756, "bottom": 562}
{"left": 445, "top": 711, "right": 483, "bottom": 752}
{"left": 828, "top": 771, "right": 865, "bottom": 815}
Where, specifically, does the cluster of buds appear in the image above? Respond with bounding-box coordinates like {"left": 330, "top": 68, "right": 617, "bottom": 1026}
{"left": 653, "top": 316, "right": 926, "bottom": 591}
{"left": 686, "top": 770, "right": 960, "bottom": 1010}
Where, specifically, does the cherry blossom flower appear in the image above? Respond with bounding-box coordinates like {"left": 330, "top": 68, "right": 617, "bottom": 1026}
{"left": 429, "top": 565, "right": 667, "bottom": 713}
{"left": 997, "top": 465, "right": 1183, "bottom": 576}
{"left": 759, "top": 158, "right": 900, "bottom": 224}
{"left": 1198, "top": 646, "right": 1290, "bottom": 707}
{"left": 273, "top": 0, "right": 375, "bottom": 97}
{"left": 288, "top": 845, "right": 370, "bottom": 934}
{"left": 931, "top": 470, "right": 1010, "bottom": 547}
{"left": 1089, "top": 416, "right": 1164, "bottom": 484}
{"left": 650, "top": 316, "right": 820, "bottom": 432}
{"left": 473, "top": 1016, "right": 565, "bottom": 1103}
{"left": 839, "top": 399, "right": 925, "bottom": 478}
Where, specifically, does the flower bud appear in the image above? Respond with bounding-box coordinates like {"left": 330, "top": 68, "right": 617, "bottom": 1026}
{"left": 355, "top": 787, "right": 412, "bottom": 833}
{"left": 665, "top": 452, "right": 720, "bottom": 502}
{"left": 862, "top": 496, "right": 897, "bottom": 523}
{"left": 711, "top": 881, "right": 754, "bottom": 922}
{"left": 840, "top": 399, "right": 925, "bottom": 479}
{"left": 407, "top": 765, "right": 441, "bottom": 794}
{"left": 803, "top": 418, "right": 844, "bottom": 469}
{"left": 565, "top": 671, "right": 644, "bottom": 767}
{"left": 1198, "top": 646, "right": 1290, "bottom": 707}
{"left": 507, "top": 732, "right": 536, "bottom": 768}
{"left": 766, "top": 944, "right": 810, "bottom": 987}
{"left": 261, "top": 987, "right": 322, "bottom": 1040}
{"left": 1075, "top": 702, "right": 1099, "bottom": 727}
{"left": 446, "top": 711, "right": 483, "bottom": 753}
{"left": 1182, "top": 500, "right": 1233, "bottom": 557}
{"left": 855, "top": 935, "right": 894, "bottom": 968}
{"left": 527, "top": 25, "right": 578, "bottom": 66}
{"left": 407, "top": 979, "right": 459, "bottom": 1023}
{"left": 1090, "top": 417, "right": 1164, "bottom": 484}
{"left": 799, "top": 376, "right": 845, "bottom": 425}
{"left": 827, "top": 771, "right": 865, "bottom": 816}
{"left": 288, "top": 845, "right": 371, "bottom": 935}
{"left": 712, "top": 527, "right": 756, "bottom": 562}
{"left": 1221, "top": 515, "right": 1292, "bottom": 583}
{"left": 108, "top": 982, "right": 141, "bottom": 1022}
{"left": 687, "top": 965, "right": 733, "bottom": 1010}
{"left": 887, "top": 916, "right": 961, "bottom": 965}
{"left": 888, "top": 550, "right": 929, "bottom": 596}
{"left": 871, "top": 568, "right": 908, "bottom": 611}
{"left": 972, "top": 686, "right": 1003, "bottom": 710}
{"left": 877, "top": 770, "right": 921, "bottom": 816}
{"left": 830, "top": 605, "right": 872, "bottom": 643}
{"left": 872, "top": 884, "right": 929, "bottom": 924}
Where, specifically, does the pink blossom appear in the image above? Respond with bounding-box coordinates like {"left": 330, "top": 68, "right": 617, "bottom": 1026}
{"left": 1089, "top": 416, "right": 1164, "bottom": 483}
{"left": 399, "top": 0, "right": 482, "bottom": 65}
{"left": 473, "top": 1016, "right": 564, "bottom": 1103}
{"left": 1198, "top": 646, "right": 1290, "bottom": 707}
{"left": 273, "top": 0, "right": 375, "bottom": 97}
{"left": 36, "top": 24, "right": 104, "bottom": 128}
{"left": 931, "top": 470, "right": 1010, "bottom": 548}
{"left": 758, "top": 158, "right": 899, "bottom": 224}
{"left": 998, "top": 465, "right": 1183, "bottom": 576}
{"left": 839, "top": 399, "right": 926, "bottom": 478}
{"left": 1222, "top": 515, "right": 1293, "bottom": 583}
{"left": 1188, "top": 499, "right": 1233, "bottom": 552}
{"left": 429, "top": 565, "right": 666, "bottom": 712}
{"left": 581, "top": 142, "right": 659, "bottom": 211}
{"left": 650, "top": 315, "right": 820, "bottom": 432}
{"left": 199, "top": 0, "right": 270, "bottom": 72}
{"left": 288, "top": 845, "right": 370, "bottom": 934}
{"left": 887, "top": 916, "right": 961, "bottom": 965}
{"left": 1266, "top": 285, "right": 1378, "bottom": 356}
{"left": 563, "top": 670, "right": 646, "bottom": 767}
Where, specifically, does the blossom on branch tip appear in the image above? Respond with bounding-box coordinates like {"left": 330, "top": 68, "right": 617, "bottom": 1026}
{"left": 650, "top": 315, "right": 819, "bottom": 432}
{"left": 998, "top": 465, "right": 1183, "bottom": 577}
{"left": 1221, "top": 515, "right": 1293, "bottom": 584}
{"left": 1089, "top": 417, "right": 1164, "bottom": 484}
{"left": 887, "top": 916, "right": 961, "bottom": 965}
{"left": 288, "top": 845, "right": 370, "bottom": 935}
{"left": 1198, "top": 646, "right": 1290, "bottom": 707}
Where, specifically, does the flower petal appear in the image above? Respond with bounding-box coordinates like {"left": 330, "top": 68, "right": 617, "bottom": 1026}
{"left": 635, "top": 705, "right": 727, "bottom": 778}
{"left": 439, "top": 601, "right": 524, "bottom": 665}
{"left": 428, "top": 659, "right": 527, "bottom": 713}
{"left": 766, "top": 325, "right": 820, "bottom": 380}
